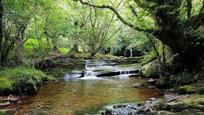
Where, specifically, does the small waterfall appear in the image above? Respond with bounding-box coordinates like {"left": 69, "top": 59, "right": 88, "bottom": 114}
{"left": 118, "top": 69, "right": 131, "bottom": 78}
{"left": 81, "top": 60, "right": 101, "bottom": 79}
{"left": 130, "top": 49, "right": 133, "bottom": 58}
{"left": 64, "top": 59, "right": 139, "bottom": 80}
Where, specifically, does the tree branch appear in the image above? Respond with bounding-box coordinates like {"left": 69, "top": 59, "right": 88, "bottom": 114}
{"left": 186, "top": 0, "right": 192, "bottom": 18}
{"left": 78, "top": 0, "right": 154, "bottom": 33}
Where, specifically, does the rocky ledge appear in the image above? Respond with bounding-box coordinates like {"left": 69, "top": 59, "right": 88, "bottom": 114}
{"left": 0, "top": 95, "right": 22, "bottom": 115}
{"left": 100, "top": 94, "right": 204, "bottom": 115}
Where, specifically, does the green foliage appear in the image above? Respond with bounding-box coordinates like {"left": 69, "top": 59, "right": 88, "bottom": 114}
{"left": 109, "top": 27, "right": 151, "bottom": 55}
{"left": 0, "top": 67, "right": 53, "bottom": 95}
{"left": 24, "top": 38, "right": 39, "bottom": 51}
{"left": 156, "top": 72, "right": 197, "bottom": 89}
{"left": 59, "top": 47, "right": 70, "bottom": 55}
{"left": 141, "top": 49, "right": 157, "bottom": 65}
{"left": 171, "top": 72, "right": 196, "bottom": 86}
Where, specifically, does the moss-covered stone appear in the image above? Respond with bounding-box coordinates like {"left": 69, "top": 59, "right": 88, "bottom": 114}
{"left": 0, "top": 67, "right": 54, "bottom": 95}
{"left": 94, "top": 54, "right": 119, "bottom": 60}
{"left": 141, "top": 60, "right": 161, "bottom": 78}
{"left": 177, "top": 85, "right": 197, "bottom": 94}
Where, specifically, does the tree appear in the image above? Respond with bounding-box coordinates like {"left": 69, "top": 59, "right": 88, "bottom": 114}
{"left": 77, "top": 0, "right": 204, "bottom": 70}
{"left": 0, "top": 0, "right": 3, "bottom": 64}
{"left": 78, "top": 7, "right": 121, "bottom": 56}
{"left": 0, "top": 0, "right": 36, "bottom": 63}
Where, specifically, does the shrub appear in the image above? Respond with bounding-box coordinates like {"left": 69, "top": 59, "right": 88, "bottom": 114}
{"left": 0, "top": 67, "right": 53, "bottom": 95}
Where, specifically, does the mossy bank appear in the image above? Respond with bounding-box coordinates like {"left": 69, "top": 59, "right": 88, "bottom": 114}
{"left": 0, "top": 67, "right": 54, "bottom": 95}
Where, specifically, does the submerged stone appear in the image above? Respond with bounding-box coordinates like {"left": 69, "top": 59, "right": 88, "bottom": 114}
{"left": 133, "top": 83, "right": 143, "bottom": 88}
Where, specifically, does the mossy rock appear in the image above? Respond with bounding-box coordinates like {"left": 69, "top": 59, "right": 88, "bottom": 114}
{"left": 141, "top": 60, "right": 160, "bottom": 78}
{"left": 94, "top": 54, "right": 119, "bottom": 60}
{"left": 177, "top": 85, "right": 197, "bottom": 94}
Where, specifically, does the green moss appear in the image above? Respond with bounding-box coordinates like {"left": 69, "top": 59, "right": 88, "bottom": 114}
{"left": 180, "top": 85, "right": 196, "bottom": 92}
{"left": 0, "top": 67, "right": 53, "bottom": 95}
{"left": 68, "top": 52, "right": 91, "bottom": 59}
{"left": 59, "top": 47, "right": 70, "bottom": 55}
{"left": 140, "top": 50, "right": 157, "bottom": 65}
{"left": 95, "top": 54, "right": 119, "bottom": 60}
{"left": 178, "top": 85, "right": 197, "bottom": 94}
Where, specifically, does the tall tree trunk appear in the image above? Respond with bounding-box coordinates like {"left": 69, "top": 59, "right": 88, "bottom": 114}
{"left": 153, "top": 4, "right": 204, "bottom": 70}
{"left": 0, "top": 0, "right": 2, "bottom": 44}
{"left": 0, "top": 0, "right": 4, "bottom": 64}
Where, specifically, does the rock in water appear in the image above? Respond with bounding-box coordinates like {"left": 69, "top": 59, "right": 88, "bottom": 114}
{"left": 104, "top": 103, "right": 141, "bottom": 115}
{"left": 133, "top": 83, "right": 143, "bottom": 88}
{"left": 102, "top": 98, "right": 161, "bottom": 115}
{"left": 0, "top": 101, "right": 10, "bottom": 108}
{"left": 146, "top": 78, "right": 156, "bottom": 84}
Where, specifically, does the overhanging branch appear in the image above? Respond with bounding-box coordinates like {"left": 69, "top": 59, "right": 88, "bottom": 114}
{"left": 78, "top": 0, "right": 155, "bottom": 33}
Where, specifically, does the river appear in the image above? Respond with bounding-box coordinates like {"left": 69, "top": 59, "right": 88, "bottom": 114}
{"left": 15, "top": 59, "right": 161, "bottom": 115}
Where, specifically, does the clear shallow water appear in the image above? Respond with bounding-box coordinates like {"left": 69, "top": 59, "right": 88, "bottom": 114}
{"left": 16, "top": 78, "right": 160, "bottom": 115}
{"left": 15, "top": 59, "right": 161, "bottom": 115}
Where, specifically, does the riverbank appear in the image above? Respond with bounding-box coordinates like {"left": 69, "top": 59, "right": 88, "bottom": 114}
{"left": 0, "top": 67, "right": 54, "bottom": 95}
{"left": 0, "top": 67, "right": 55, "bottom": 114}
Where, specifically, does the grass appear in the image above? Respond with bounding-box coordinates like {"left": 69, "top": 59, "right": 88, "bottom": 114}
{"left": 0, "top": 66, "right": 54, "bottom": 95}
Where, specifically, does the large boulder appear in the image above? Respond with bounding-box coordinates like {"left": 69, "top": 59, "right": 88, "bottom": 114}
{"left": 141, "top": 60, "right": 161, "bottom": 78}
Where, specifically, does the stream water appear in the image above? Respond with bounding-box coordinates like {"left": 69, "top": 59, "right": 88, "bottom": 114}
{"left": 15, "top": 59, "right": 161, "bottom": 115}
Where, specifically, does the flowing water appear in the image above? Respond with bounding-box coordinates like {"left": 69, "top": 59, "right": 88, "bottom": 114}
{"left": 15, "top": 59, "right": 161, "bottom": 115}
{"left": 130, "top": 49, "right": 133, "bottom": 58}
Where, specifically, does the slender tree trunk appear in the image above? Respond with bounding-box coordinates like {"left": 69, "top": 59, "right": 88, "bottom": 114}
{"left": 0, "top": 0, "right": 4, "bottom": 64}
{"left": 0, "top": 0, "right": 3, "bottom": 46}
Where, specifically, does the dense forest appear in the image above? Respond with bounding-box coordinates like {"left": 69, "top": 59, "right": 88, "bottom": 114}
{"left": 0, "top": 0, "right": 204, "bottom": 115}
